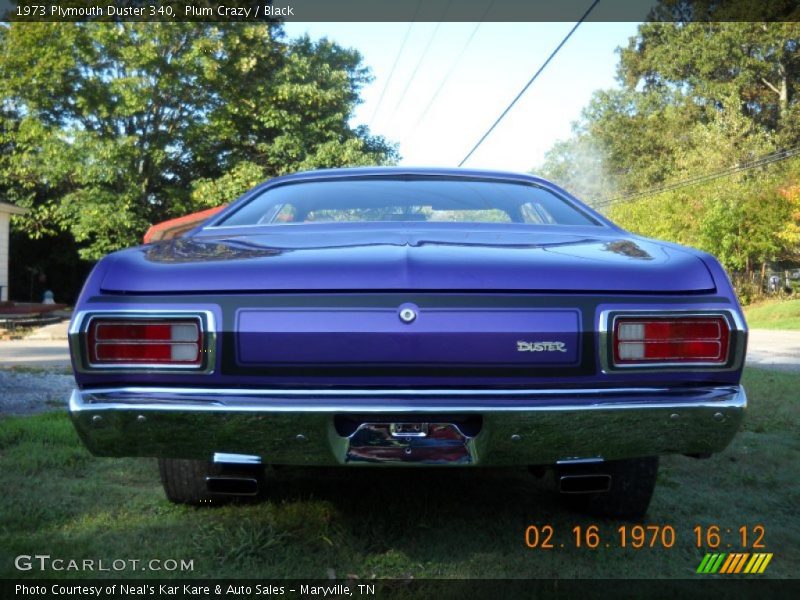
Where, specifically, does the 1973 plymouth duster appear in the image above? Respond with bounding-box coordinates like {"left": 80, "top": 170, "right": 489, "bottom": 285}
{"left": 68, "top": 167, "right": 746, "bottom": 518}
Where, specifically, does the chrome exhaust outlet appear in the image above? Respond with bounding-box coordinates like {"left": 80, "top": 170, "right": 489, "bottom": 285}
{"left": 558, "top": 474, "right": 612, "bottom": 494}
{"left": 205, "top": 476, "right": 260, "bottom": 496}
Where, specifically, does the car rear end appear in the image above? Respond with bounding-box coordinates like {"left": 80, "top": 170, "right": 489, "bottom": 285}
{"left": 67, "top": 169, "right": 747, "bottom": 516}
{"left": 69, "top": 292, "right": 746, "bottom": 461}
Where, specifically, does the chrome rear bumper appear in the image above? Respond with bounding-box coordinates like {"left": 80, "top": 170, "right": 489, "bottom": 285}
{"left": 68, "top": 385, "right": 746, "bottom": 466}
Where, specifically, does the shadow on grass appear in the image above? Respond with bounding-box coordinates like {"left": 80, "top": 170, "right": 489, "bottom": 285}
{"left": 266, "top": 465, "right": 560, "bottom": 551}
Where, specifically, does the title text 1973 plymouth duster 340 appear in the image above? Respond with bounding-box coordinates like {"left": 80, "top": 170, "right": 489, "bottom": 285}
{"left": 68, "top": 167, "right": 746, "bottom": 518}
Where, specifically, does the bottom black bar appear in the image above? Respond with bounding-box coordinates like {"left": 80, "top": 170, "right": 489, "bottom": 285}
{"left": 3, "top": 579, "right": 799, "bottom": 600}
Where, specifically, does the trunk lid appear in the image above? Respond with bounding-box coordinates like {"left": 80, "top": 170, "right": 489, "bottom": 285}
{"left": 100, "top": 226, "right": 715, "bottom": 294}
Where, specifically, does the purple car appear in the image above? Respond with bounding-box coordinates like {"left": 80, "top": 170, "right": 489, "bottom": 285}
{"left": 67, "top": 167, "right": 746, "bottom": 518}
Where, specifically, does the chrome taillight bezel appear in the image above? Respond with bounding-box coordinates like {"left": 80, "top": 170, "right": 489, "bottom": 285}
{"left": 598, "top": 309, "right": 746, "bottom": 373}
{"left": 69, "top": 310, "right": 217, "bottom": 373}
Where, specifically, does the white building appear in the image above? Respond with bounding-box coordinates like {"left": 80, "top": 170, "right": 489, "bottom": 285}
{"left": 0, "top": 201, "right": 27, "bottom": 302}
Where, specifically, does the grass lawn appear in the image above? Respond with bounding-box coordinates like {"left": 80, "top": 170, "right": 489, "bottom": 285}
{"left": 744, "top": 298, "right": 800, "bottom": 330}
{"left": 1, "top": 367, "right": 798, "bottom": 580}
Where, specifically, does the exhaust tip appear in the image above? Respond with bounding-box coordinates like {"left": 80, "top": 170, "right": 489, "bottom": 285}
{"left": 559, "top": 474, "right": 612, "bottom": 494}
{"left": 205, "top": 476, "right": 259, "bottom": 496}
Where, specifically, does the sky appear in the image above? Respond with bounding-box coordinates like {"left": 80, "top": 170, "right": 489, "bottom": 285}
{"left": 284, "top": 20, "right": 642, "bottom": 173}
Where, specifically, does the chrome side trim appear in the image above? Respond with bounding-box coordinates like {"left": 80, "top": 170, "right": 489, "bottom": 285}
{"left": 69, "top": 310, "right": 217, "bottom": 374}
{"left": 556, "top": 457, "right": 604, "bottom": 465}
{"left": 598, "top": 309, "right": 747, "bottom": 373}
{"left": 76, "top": 384, "right": 683, "bottom": 398}
{"left": 213, "top": 452, "right": 262, "bottom": 465}
{"left": 69, "top": 385, "right": 746, "bottom": 414}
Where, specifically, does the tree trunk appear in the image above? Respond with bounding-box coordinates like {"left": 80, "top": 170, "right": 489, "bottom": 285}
{"left": 780, "top": 74, "right": 789, "bottom": 119}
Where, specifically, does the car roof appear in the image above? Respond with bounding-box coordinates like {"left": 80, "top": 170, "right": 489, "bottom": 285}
{"left": 266, "top": 166, "right": 552, "bottom": 186}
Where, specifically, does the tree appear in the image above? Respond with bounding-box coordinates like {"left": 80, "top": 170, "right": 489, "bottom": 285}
{"left": 0, "top": 23, "right": 397, "bottom": 260}
{"left": 536, "top": 6, "right": 800, "bottom": 291}
{"left": 618, "top": 12, "right": 800, "bottom": 144}
{"left": 776, "top": 181, "right": 800, "bottom": 252}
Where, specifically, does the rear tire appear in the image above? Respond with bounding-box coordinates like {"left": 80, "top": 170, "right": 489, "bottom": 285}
{"left": 158, "top": 458, "right": 265, "bottom": 505}
{"left": 556, "top": 456, "right": 659, "bottom": 520}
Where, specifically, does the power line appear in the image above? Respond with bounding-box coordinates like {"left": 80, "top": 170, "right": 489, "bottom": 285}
{"left": 388, "top": 0, "right": 453, "bottom": 123}
{"left": 458, "top": 0, "right": 601, "bottom": 168}
{"left": 594, "top": 145, "right": 800, "bottom": 210}
{"left": 409, "top": 0, "right": 496, "bottom": 133}
{"left": 368, "top": 0, "right": 422, "bottom": 128}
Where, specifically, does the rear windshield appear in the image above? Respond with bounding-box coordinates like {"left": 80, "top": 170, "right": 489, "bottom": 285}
{"left": 215, "top": 178, "right": 600, "bottom": 227}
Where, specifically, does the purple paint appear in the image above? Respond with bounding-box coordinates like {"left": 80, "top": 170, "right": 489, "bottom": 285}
{"left": 236, "top": 308, "right": 580, "bottom": 366}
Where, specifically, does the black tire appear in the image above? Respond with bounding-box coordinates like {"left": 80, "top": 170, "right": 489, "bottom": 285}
{"left": 158, "top": 458, "right": 266, "bottom": 505}
{"left": 556, "top": 456, "right": 659, "bottom": 520}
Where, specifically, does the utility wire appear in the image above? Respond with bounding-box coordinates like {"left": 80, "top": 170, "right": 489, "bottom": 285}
{"left": 409, "top": 0, "right": 496, "bottom": 133}
{"left": 368, "top": 0, "right": 422, "bottom": 128}
{"left": 458, "top": 0, "right": 601, "bottom": 167}
{"left": 388, "top": 0, "right": 454, "bottom": 123}
{"left": 594, "top": 145, "right": 800, "bottom": 209}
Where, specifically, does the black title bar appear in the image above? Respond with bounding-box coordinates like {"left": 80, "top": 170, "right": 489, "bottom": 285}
{"left": 3, "top": 0, "right": 800, "bottom": 23}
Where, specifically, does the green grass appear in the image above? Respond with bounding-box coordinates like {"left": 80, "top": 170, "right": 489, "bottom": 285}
{"left": 744, "top": 298, "right": 800, "bottom": 330}
{"left": 1, "top": 367, "right": 798, "bottom": 580}
{"left": 3, "top": 365, "right": 73, "bottom": 375}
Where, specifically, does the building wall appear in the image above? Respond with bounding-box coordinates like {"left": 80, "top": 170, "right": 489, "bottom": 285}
{"left": 0, "top": 212, "right": 8, "bottom": 301}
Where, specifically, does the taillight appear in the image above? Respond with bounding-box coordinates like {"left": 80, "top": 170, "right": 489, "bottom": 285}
{"left": 87, "top": 319, "right": 202, "bottom": 366}
{"left": 612, "top": 316, "right": 730, "bottom": 366}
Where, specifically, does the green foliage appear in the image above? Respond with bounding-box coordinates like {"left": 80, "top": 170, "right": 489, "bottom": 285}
{"left": 745, "top": 298, "right": 800, "bottom": 330}
{"left": 0, "top": 23, "right": 398, "bottom": 260}
{"left": 191, "top": 161, "right": 267, "bottom": 209}
{"left": 619, "top": 20, "right": 800, "bottom": 141}
{"left": 608, "top": 169, "right": 793, "bottom": 267}
{"left": 537, "top": 10, "right": 800, "bottom": 294}
{"left": 698, "top": 186, "right": 789, "bottom": 271}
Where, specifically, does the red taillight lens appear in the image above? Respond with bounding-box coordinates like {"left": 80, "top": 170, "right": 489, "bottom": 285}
{"left": 88, "top": 319, "right": 202, "bottom": 366}
{"left": 613, "top": 316, "right": 730, "bottom": 365}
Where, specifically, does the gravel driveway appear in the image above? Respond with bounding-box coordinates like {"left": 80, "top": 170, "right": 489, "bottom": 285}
{"left": 745, "top": 329, "right": 800, "bottom": 371}
{"left": 0, "top": 368, "right": 74, "bottom": 416}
